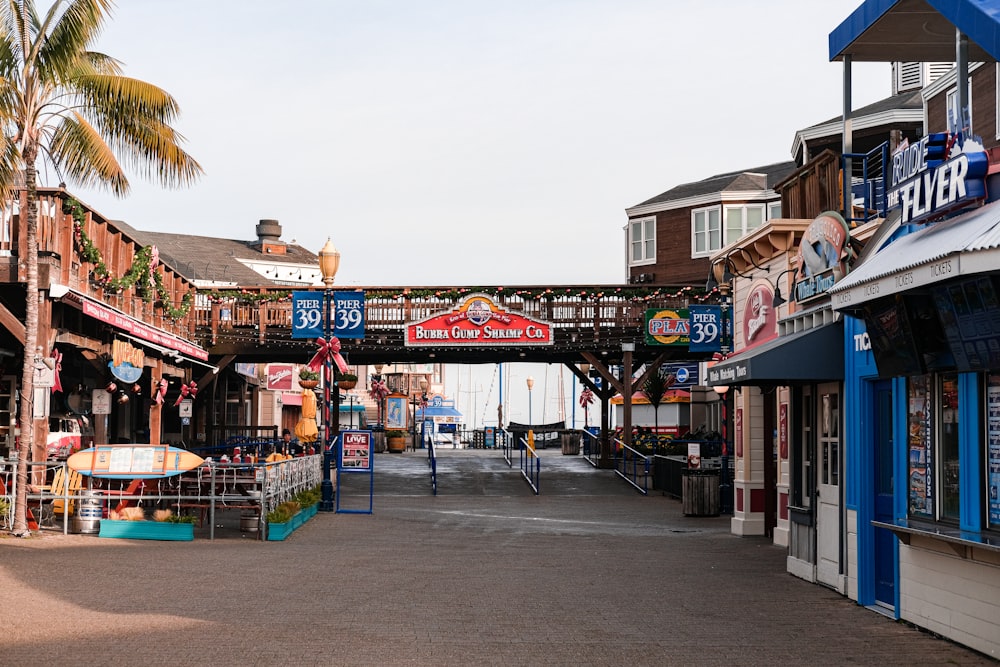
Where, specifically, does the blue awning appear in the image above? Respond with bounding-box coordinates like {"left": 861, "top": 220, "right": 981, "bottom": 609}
{"left": 419, "top": 406, "right": 463, "bottom": 419}
{"left": 830, "top": 201, "right": 1000, "bottom": 311}
{"left": 830, "top": 0, "right": 1000, "bottom": 62}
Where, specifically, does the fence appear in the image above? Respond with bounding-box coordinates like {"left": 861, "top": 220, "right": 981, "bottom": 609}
{"left": 1, "top": 456, "right": 321, "bottom": 540}
{"left": 612, "top": 437, "right": 649, "bottom": 495}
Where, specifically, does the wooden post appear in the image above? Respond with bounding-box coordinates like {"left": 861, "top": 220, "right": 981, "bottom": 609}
{"left": 149, "top": 359, "right": 163, "bottom": 445}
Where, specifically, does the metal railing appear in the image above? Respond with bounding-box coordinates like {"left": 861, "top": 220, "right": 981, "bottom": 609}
{"left": 612, "top": 438, "right": 649, "bottom": 495}
{"left": 427, "top": 436, "right": 437, "bottom": 495}
{"left": 2, "top": 456, "right": 321, "bottom": 540}
{"left": 501, "top": 428, "right": 515, "bottom": 467}
{"left": 581, "top": 428, "right": 601, "bottom": 467}
{"left": 518, "top": 435, "right": 540, "bottom": 495}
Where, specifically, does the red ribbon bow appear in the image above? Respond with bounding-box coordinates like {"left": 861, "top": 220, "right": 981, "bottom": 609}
{"left": 174, "top": 381, "right": 198, "bottom": 407}
{"left": 579, "top": 388, "right": 594, "bottom": 408}
{"left": 50, "top": 348, "right": 63, "bottom": 394}
{"left": 308, "top": 337, "right": 348, "bottom": 375}
{"left": 154, "top": 378, "right": 168, "bottom": 405}
{"left": 368, "top": 379, "right": 389, "bottom": 403}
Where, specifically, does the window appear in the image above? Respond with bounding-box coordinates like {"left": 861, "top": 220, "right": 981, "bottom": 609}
{"left": 691, "top": 206, "right": 721, "bottom": 257}
{"left": 768, "top": 201, "right": 781, "bottom": 220}
{"left": 723, "top": 204, "right": 765, "bottom": 246}
{"left": 907, "top": 373, "right": 960, "bottom": 522}
{"left": 629, "top": 216, "right": 655, "bottom": 265}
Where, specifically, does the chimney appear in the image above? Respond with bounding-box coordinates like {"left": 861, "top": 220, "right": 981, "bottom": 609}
{"left": 255, "top": 219, "right": 286, "bottom": 255}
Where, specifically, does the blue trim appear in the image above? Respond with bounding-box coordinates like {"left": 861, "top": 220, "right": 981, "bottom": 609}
{"left": 829, "top": 0, "right": 900, "bottom": 61}
{"left": 892, "top": 376, "right": 910, "bottom": 522}
{"left": 959, "top": 373, "right": 983, "bottom": 532}
{"left": 830, "top": 0, "right": 1000, "bottom": 62}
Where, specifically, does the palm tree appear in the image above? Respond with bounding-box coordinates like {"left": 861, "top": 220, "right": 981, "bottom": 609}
{"left": 641, "top": 371, "right": 676, "bottom": 451}
{"left": 0, "top": 0, "right": 202, "bottom": 536}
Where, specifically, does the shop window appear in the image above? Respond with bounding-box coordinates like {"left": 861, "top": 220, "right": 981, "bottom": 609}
{"left": 907, "top": 373, "right": 960, "bottom": 522}
{"left": 629, "top": 216, "right": 655, "bottom": 265}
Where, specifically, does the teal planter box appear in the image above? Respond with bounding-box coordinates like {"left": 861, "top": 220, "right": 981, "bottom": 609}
{"left": 267, "top": 520, "right": 294, "bottom": 541}
{"left": 99, "top": 520, "right": 194, "bottom": 541}
{"left": 266, "top": 504, "right": 319, "bottom": 541}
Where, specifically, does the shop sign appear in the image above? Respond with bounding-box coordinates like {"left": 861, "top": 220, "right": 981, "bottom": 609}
{"left": 405, "top": 294, "right": 552, "bottom": 346}
{"left": 741, "top": 281, "right": 777, "bottom": 349}
{"left": 794, "top": 211, "right": 852, "bottom": 303}
{"left": 887, "top": 132, "right": 988, "bottom": 225}
{"left": 81, "top": 298, "right": 208, "bottom": 360}
{"left": 644, "top": 309, "right": 689, "bottom": 346}
{"left": 267, "top": 364, "right": 294, "bottom": 391}
{"left": 92, "top": 389, "right": 111, "bottom": 415}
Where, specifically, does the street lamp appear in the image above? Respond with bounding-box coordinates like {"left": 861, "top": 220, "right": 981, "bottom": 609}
{"left": 526, "top": 376, "right": 534, "bottom": 426}
{"left": 714, "top": 384, "right": 733, "bottom": 514}
{"left": 318, "top": 238, "right": 340, "bottom": 512}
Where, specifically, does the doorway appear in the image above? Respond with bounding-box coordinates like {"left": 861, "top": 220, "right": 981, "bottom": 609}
{"left": 816, "top": 382, "right": 841, "bottom": 589}
{"left": 873, "top": 379, "right": 896, "bottom": 607}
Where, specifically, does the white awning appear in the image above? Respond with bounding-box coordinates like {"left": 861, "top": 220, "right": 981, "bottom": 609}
{"left": 830, "top": 201, "right": 1000, "bottom": 312}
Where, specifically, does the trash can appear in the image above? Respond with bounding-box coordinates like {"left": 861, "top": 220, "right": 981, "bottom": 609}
{"left": 560, "top": 433, "right": 579, "bottom": 455}
{"left": 681, "top": 469, "right": 720, "bottom": 517}
{"left": 71, "top": 491, "right": 103, "bottom": 534}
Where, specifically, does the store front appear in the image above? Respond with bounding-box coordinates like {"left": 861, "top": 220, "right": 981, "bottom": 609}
{"left": 707, "top": 212, "right": 854, "bottom": 589}
{"left": 831, "top": 199, "right": 1000, "bottom": 654}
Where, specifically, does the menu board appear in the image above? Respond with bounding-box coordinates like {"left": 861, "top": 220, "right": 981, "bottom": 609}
{"left": 931, "top": 276, "right": 1000, "bottom": 371}
{"left": 907, "top": 375, "right": 934, "bottom": 518}
{"left": 988, "top": 375, "right": 1000, "bottom": 527}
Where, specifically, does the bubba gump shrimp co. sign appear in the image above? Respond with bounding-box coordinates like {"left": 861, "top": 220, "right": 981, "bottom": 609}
{"left": 405, "top": 294, "right": 553, "bottom": 346}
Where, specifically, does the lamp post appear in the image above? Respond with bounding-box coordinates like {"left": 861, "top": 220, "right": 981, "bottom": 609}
{"left": 714, "top": 384, "right": 733, "bottom": 514}
{"left": 526, "top": 376, "right": 534, "bottom": 426}
{"left": 318, "top": 238, "right": 340, "bottom": 512}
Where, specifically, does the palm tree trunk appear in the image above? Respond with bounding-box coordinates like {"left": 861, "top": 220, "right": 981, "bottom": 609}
{"left": 13, "top": 150, "right": 39, "bottom": 537}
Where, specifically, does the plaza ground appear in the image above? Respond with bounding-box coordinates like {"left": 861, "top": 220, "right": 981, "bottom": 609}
{"left": 1, "top": 449, "right": 994, "bottom": 666}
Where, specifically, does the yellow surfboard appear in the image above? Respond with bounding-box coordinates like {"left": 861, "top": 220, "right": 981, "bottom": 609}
{"left": 67, "top": 445, "right": 205, "bottom": 479}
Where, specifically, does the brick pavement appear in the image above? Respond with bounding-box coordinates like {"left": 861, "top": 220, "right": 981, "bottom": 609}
{"left": 0, "top": 449, "right": 994, "bottom": 666}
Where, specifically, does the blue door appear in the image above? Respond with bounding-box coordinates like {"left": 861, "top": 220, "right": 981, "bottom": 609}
{"left": 873, "top": 380, "right": 896, "bottom": 607}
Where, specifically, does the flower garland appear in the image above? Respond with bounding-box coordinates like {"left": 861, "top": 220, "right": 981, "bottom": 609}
{"left": 204, "top": 289, "right": 291, "bottom": 304}
{"left": 64, "top": 198, "right": 194, "bottom": 320}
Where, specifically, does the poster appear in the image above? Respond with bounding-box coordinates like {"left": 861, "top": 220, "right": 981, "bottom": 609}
{"left": 340, "top": 430, "right": 372, "bottom": 471}
{"left": 907, "top": 375, "right": 933, "bottom": 517}
{"left": 988, "top": 375, "right": 1000, "bottom": 526}
{"left": 385, "top": 395, "right": 406, "bottom": 430}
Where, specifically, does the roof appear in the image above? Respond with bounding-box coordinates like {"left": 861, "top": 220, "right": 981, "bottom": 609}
{"left": 798, "top": 89, "right": 924, "bottom": 132}
{"left": 112, "top": 220, "right": 319, "bottom": 285}
{"left": 630, "top": 161, "right": 797, "bottom": 211}
{"left": 830, "top": 0, "right": 1000, "bottom": 63}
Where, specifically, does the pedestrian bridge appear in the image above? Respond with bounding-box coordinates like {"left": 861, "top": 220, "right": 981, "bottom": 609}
{"left": 192, "top": 283, "right": 712, "bottom": 366}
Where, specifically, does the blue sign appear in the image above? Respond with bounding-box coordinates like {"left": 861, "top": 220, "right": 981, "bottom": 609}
{"left": 291, "top": 291, "right": 325, "bottom": 339}
{"left": 333, "top": 291, "right": 365, "bottom": 339}
{"left": 688, "top": 305, "right": 722, "bottom": 353}
{"left": 661, "top": 362, "right": 699, "bottom": 387}
{"left": 292, "top": 291, "right": 366, "bottom": 339}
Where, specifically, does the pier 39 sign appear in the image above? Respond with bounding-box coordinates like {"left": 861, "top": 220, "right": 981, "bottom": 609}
{"left": 405, "top": 294, "right": 553, "bottom": 346}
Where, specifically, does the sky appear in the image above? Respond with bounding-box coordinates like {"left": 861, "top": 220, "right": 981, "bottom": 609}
{"left": 74, "top": 1, "right": 890, "bottom": 427}
{"left": 76, "top": 0, "right": 889, "bottom": 288}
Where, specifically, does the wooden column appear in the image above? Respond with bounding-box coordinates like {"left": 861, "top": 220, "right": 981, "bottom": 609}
{"left": 149, "top": 359, "right": 163, "bottom": 445}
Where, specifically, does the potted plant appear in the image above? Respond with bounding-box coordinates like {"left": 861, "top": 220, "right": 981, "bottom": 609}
{"left": 99, "top": 507, "right": 196, "bottom": 541}
{"left": 299, "top": 367, "right": 320, "bottom": 389}
{"left": 337, "top": 372, "right": 358, "bottom": 390}
{"left": 266, "top": 500, "right": 303, "bottom": 541}
{"left": 385, "top": 428, "right": 407, "bottom": 453}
